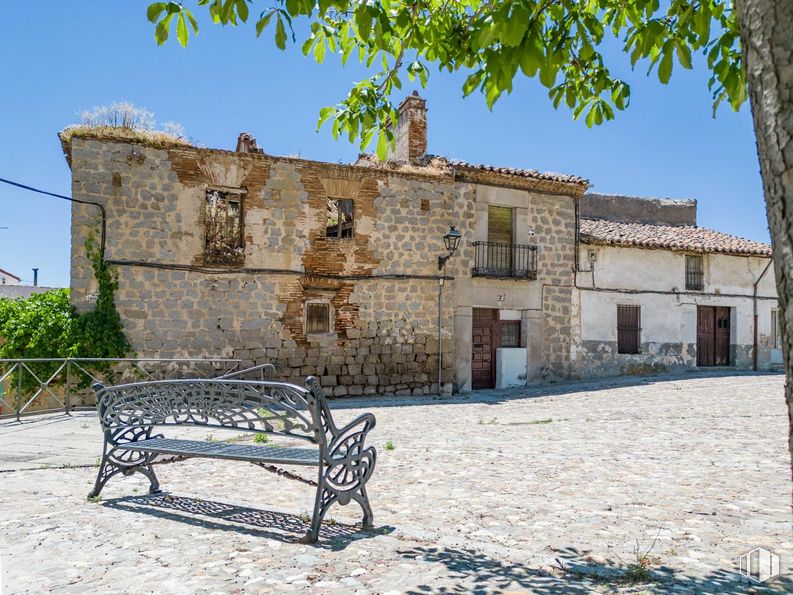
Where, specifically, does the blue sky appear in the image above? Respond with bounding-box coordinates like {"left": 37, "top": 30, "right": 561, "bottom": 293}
{"left": 0, "top": 2, "right": 768, "bottom": 288}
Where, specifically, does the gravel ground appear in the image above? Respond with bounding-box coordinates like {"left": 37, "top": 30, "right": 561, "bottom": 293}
{"left": 0, "top": 372, "right": 790, "bottom": 594}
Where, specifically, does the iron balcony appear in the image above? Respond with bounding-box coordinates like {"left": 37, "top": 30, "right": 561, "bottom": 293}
{"left": 471, "top": 241, "right": 538, "bottom": 279}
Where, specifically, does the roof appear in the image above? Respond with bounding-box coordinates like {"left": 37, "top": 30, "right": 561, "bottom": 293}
{"left": 438, "top": 157, "right": 589, "bottom": 188}
{"left": 0, "top": 268, "right": 20, "bottom": 281}
{"left": 580, "top": 218, "right": 772, "bottom": 257}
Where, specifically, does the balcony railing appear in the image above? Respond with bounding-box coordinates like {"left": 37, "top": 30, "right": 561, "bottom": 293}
{"left": 472, "top": 241, "right": 538, "bottom": 279}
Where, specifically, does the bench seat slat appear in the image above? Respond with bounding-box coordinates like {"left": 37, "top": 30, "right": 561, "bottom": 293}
{"left": 116, "top": 437, "right": 320, "bottom": 466}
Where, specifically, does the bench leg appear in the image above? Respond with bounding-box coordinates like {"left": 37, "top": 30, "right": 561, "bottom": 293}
{"left": 89, "top": 444, "right": 160, "bottom": 498}
{"left": 304, "top": 458, "right": 375, "bottom": 543}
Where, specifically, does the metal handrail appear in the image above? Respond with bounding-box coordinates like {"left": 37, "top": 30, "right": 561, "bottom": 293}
{"left": 217, "top": 363, "right": 277, "bottom": 381}
{"left": 471, "top": 241, "right": 538, "bottom": 279}
{"left": 0, "top": 357, "right": 244, "bottom": 421}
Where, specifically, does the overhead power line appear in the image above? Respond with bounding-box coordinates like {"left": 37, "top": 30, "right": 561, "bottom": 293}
{"left": 0, "top": 176, "right": 106, "bottom": 259}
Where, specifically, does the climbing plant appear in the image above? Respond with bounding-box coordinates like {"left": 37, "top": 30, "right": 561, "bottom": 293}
{"left": 0, "top": 234, "right": 131, "bottom": 392}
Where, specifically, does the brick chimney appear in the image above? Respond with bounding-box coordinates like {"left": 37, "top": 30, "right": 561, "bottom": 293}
{"left": 387, "top": 91, "right": 427, "bottom": 163}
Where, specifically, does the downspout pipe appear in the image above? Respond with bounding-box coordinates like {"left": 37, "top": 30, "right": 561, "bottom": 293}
{"left": 753, "top": 258, "right": 774, "bottom": 371}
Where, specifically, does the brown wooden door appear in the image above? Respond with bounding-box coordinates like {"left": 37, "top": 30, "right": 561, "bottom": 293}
{"left": 472, "top": 308, "right": 497, "bottom": 389}
{"left": 715, "top": 306, "right": 731, "bottom": 365}
{"left": 697, "top": 306, "right": 732, "bottom": 366}
{"left": 697, "top": 306, "right": 715, "bottom": 366}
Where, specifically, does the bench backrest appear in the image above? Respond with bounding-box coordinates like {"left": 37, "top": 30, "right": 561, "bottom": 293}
{"left": 93, "top": 378, "right": 326, "bottom": 444}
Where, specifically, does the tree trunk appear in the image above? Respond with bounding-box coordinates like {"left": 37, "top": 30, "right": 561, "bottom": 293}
{"left": 735, "top": 0, "right": 793, "bottom": 499}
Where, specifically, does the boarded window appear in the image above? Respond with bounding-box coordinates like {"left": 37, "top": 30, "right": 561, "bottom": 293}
{"left": 499, "top": 321, "right": 521, "bottom": 347}
{"left": 326, "top": 199, "right": 354, "bottom": 238}
{"left": 617, "top": 305, "right": 641, "bottom": 354}
{"left": 685, "top": 255, "right": 704, "bottom": 290}
{"left": 771, "top": 309, "right": 783, "bottom": 349}
{"left": 305, "top": 303, "right": 331, "bottom": 333}
{"left": 487, "top": 205, "right": 513, "bottom": 244}
{"left": 205, "top": 189, "right": 244, "bottom": 266}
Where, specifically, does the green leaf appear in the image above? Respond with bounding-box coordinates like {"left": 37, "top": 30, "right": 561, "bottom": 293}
{"left": 658, "top": 48, "right": 673, "bottom": 84}
{"left": 147, "top": 3, "right": 167, "bottom": 23}
{"left": 275, "top": 17, "right": 287, "bottom": 50}
{"left": 177, "top": 12, "right": 189, "bottom": 47}
{"left": 313, "top": 38, "right": 326, "bottom": 63}
{"left": 317, "top": 106, "right": 335, "bottom": 130}
{"left": 256, "top": 12, "right": 273, "bottom": 37}
{"left": 236, "top": 0, "right": 249, "bottom": 22}
{"left": 675, "top": 42, "right": 692, "bottom": 69}
{"left": 154, "top": 14, "right": 174, "bottom": 45}
{"left": 375, "top": 129, "right": 388, "bottom": 160}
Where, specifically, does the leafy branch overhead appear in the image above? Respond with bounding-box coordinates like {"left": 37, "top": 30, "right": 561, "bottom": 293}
{"left": 147, "top": 0, "right": 746, "bottom": 158}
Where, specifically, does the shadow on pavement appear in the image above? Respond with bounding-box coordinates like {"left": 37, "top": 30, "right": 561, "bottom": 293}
{"left": 398, "top": 545, "right": 793, "bottom": 594}
{"left": 103, "top": 493, "right": 390, "bottom": 551}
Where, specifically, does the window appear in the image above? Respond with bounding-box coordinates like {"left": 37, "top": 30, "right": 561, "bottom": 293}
{"left": 326, "top": 199, "right": 354, "bottom": 238}
{"left": 617, "top": 305, "right": 641, "bottom": 354}
{"left": 771, "top": 309, "right": 783, "bottom": 350}
{"left": 204, "top": 188, "right": 244, "bottom": 265}
{"left": 305, "top": 303, "right": 331, "bottom": 334}
{"left": 685, "top": 255, "right": 704, "bottom": 290}
{"left": 499, "top": 321, "right": 521, "bottom": 347}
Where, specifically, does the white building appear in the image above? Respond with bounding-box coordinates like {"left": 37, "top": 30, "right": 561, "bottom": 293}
{"left": 0, "top": 268, "right": 20, "bottom": 286}
{"left": 574, "top": 194, "right": 781, "bottom": 377}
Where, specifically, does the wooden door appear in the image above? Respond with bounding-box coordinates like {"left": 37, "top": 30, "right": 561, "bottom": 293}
{"left": 697, "top": 306, "right": 732, "bottom": 366}
{"left": 697, "top": 306, "right": 715, "bottom": 366}
{"left": 472, "top": 308, "right": 497, "bottom": 389}
{"left": 715, "top": 306, "right": 731, "bottom": 365}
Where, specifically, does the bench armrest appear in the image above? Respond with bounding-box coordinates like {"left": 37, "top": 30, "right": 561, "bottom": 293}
{"left": 327, "top": 413, "right": 376, "bottom": 461}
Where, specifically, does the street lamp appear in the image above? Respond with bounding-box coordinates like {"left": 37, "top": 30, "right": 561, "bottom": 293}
{"left": 437, "top": 225, "right": 461, "bottom": 396}
{"left": 438, "top": 225, "right": 462, "bottom": 270}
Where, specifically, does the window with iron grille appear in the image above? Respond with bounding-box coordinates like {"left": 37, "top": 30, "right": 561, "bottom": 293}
{"left": 326, "top": 199, "right": 354, "bottom": 238}
{"left": 685, "top": 255, "right": 704, "bottom": 290}
{"left": 305, "top": 303, "right": 331, "bottom": 334}
{"left": 617, "top": 305, "right": 641, "bottom": 354}
{"left": 499, "top": 321, "right": 521, "bottom": 347}
{"left": 204, "top": 188, "right": 244, "bottom": 266}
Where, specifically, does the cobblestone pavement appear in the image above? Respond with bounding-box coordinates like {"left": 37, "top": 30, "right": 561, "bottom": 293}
{"left": 0, "top": 372, "right": 791, "bottom": 594}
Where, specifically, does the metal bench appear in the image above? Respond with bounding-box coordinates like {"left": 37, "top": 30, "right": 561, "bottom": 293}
{"left": 88, "top": 376, "right": 376, "bottom": 543}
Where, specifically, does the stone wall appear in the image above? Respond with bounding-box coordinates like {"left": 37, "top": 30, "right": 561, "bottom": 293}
{"left": 68, "top": 137, "right": 470, "bottom": 394}
{"left": 581, "top": 193, "right": 697, "bottom": 226}
{"left": 67, "top": 134, "right": 582, "bottom": 394}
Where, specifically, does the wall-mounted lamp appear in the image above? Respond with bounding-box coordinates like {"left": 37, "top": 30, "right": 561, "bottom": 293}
{"left": 438, "top": 225, "right": 462, "bottom": 270}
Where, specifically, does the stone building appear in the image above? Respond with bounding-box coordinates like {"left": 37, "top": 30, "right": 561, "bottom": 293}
{"left": 574, "top": 193, "right": 780, "bottom": 376}
{"left": 62, "top": 93, "right": 588, "bottom": 395}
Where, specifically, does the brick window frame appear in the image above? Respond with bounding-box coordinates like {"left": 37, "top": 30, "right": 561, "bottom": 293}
{"left": 326, "top": 198, "right": 354, "bottom": 239}
{"left": 617, "top": 304, "right": 641, "bottom": 354}
{"left": 204, "top": 187, "right": 245, "bottom": 266}
{"left": 305, "top": 301, "right": 332, "bottom": 334}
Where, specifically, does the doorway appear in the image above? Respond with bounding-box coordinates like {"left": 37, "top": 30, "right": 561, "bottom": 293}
{"left": 697, "top": 306, "right": 731, "bottom": 366}
{"left": 472, "top": 308, "right": 497, "bottom": 389}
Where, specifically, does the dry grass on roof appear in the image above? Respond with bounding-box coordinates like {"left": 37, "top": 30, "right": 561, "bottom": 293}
{"left": 59, "top": 125, "right": 192, "bottom": 150}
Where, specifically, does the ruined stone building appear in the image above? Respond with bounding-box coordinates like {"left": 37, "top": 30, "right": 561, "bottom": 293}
{"left": 61, "top": 94, "right": 778, "bottom": 393}
{"left": 62, "top": 94, "right": 587, "bottom": 395}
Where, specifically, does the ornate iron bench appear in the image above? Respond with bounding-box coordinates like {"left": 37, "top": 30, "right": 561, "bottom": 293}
{"left": 88, "top": 376, "right": 376, "bottom": 543}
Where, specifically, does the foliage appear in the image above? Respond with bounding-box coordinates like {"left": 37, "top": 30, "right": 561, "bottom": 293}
{"left": 0, "top": 289, "right": 76, "bottom": 361}
{"left": 146, "top": 0, "right": 746, "bottom": 157}
{"left": 0, "top": 235, "right": 131, "bottom": 392}
{"left": 71, "top": 235, "right": 132, "bottom": 360}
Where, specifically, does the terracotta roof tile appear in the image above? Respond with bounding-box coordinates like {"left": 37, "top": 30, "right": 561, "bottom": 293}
{"left": 580, "top": 218, "right": 772, "bottom": 257}
{"left": 436, "top": 156, "right": 589, "bottom": 187}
